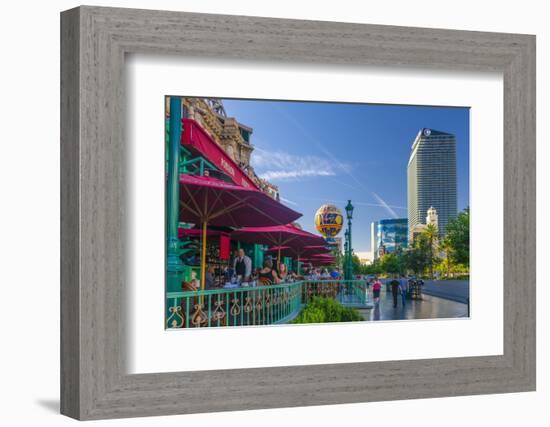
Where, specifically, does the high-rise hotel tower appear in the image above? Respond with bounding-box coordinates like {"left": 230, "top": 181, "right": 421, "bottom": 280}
{"left": 407, "top": 128, "right": 457, "bottom": 242}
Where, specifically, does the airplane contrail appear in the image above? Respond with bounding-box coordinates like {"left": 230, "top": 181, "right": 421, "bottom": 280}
{"left": 304, "top": 197, "right": 406, "bottom": 210}
{"left": 274, "top": 104, "right": 402, "bottom": 218}
{"left": 372, "top": 192, "right": 399, "bottom": 218}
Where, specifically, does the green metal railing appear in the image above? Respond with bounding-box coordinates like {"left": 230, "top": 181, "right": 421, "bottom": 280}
{"left": 166, "top": 280, "right": 368, "bottom": 329}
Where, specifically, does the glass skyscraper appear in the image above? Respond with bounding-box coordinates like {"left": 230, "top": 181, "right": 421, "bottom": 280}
{"left": 407, "top": 128, "right": 457, "bottom": 242}
{"left": 371, "top": 219, "right": 408, "bottom": 259}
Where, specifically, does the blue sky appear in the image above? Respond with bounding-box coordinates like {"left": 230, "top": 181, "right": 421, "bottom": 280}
{"left": 223, "top": 99, "right": 470, "bottom": 252}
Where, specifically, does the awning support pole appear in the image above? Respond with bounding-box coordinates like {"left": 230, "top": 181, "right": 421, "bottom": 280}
{"left": 201, "top": 221, "right": 207, "bottom": 292}
{"left": 166, "top": 97, "right": 185, "bottom": 293}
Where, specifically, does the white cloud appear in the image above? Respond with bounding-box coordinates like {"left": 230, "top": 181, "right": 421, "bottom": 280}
{"left": 252, "top": 147, "right": 340, "bottom": 181}
{"left": 303, "top": 197, "right": 407, "bottom": 211}
{"left": 280, "top": 197, "right": 298, "bottom": 206}
{"left": 261, "top": 169, "right": 335, "bottom": 180}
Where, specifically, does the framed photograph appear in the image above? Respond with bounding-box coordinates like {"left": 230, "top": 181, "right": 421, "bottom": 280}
{"left": 61, "top": 6, "right": 536, "bottom": 420}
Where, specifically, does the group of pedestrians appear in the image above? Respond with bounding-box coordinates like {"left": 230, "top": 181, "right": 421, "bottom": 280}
{"left": 369, "top": 275, "right": 409, "bottom": 308}
{"left": 390, "top": 275, "right": 409, "bottom": 308}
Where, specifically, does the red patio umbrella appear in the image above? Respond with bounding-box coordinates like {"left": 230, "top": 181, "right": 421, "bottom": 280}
{"left": 312, "top": 260, "right": 336, "bottom": 267}
{"left": 179, "top": 174, "right": 302, "bottom": 289}
{"left": 178, "top": 228, "right": 226, "bottom": 238}
{"left": 231, "top": 224, "right": 325, "bottom": 266}
{"left": 311, "top": 253, "right": 337, "bottom": 260}
{"left": 303, "top": 253, "right": 336, "bottom": 262}
{"left": 302, "top": 256, "right": 336, "bottom": 266}
{"left": 267, "top": 245, "right": 332, "bottom": 274}
{"left": 268, "top": 245, "right": 331, "bottom": 258}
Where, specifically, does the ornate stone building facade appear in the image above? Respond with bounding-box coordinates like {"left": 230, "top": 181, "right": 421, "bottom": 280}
{"left": 409, "top": 206, "right": 439, "bottom": 243}
{"left": 174, "top": 97, "right": 280, "bottom": 200}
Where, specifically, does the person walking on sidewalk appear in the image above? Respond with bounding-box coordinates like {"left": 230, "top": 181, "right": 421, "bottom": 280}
{"left": 372, "top": 277, "right": 382, "bottom": 304}
{"left": 399, "top": 274, "right": 408, "bottom": 307}
{"left": 390, "top": 276, "right": 400, "bottom": 308}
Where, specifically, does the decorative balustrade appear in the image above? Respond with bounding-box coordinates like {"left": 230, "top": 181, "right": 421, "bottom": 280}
{"left": 166, "top": 280, "right": 368, "bottom": 329}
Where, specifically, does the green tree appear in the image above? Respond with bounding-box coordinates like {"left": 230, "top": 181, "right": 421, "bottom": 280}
{"left": 405, "top": 233, "right": 431, "bottom": 276}
{"left": 363, "top": 261, "right": 382, "bottom": 276}
{"left": 379, "top": 252, "right": 401, "bottom": 275}
{"left": 423, "top": 223, "right": 439, "bottom": 279}
{"left": 351, "top": 253, "right": 363, "bottom": 274}
{"left": 333, "top": 249, "right": 345, "bottom": 270}
{"left": 439, "top": 238, "right": 454, "bottom": 278}
{"left": 445, "top": 207, "right": 470, "bottom": 268}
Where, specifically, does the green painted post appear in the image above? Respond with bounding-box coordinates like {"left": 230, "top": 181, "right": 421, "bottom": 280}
{"left": 344, "top": 200, "right": 354, "bottom": 281}
{"left": 166, "top": 97, "right": 185, "bottom": 293}
{"left": 199, "top": 159, "right": 205, "bottom": 176}
{"left": 348, "top": 220, "right": 353, "bottom": 279}
{"left": 344, "top": 229, "right": 349, "bottom": 280}
{"left": 181, "top": 149, "right": 187, "bottom": 173}
{"left": 254, "top": 244, "right": 264, "bottom": 271}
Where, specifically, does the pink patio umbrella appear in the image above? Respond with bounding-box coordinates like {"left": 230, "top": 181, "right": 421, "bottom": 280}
{"left": 231, "top": 224, "right": 325, "bottom": 266}
{"left": 179, "top": 174, "right": 302, "bottom": 289}
{"left": 267, "top": 245, "right": 332, "bottom": 274}
{"left": 178, "top": 228, "right": 226, "bottom": 239}
{"left": 267, "top": 245, "right": 331, "bottom": 258}
{"left": 311, "top": 253, "right": 337, "bottom": 260}
{"left": 302, "top": 256, "right": 336, "bottom": 266}
{"left": 303, "top": 253, "right": 337, "bottom": 262}
{"left": 312, "top": 261, "right": 336, "bottom": 267}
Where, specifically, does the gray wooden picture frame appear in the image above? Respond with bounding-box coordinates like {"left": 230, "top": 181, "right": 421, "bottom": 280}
{"left": 60, "top": 5, "right": 536, "bottom": 421}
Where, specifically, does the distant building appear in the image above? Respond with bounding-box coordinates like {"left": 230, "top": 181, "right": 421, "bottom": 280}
{"left": 407, "top": 128, "right": 457, "bottom": 242}
{"left": 372, "top": 218, "right": 408, "bottom": 259}
{"left": 355, "top": 251, "right": 374, "bottom": 265}
{"left": 426, "top": 206, "right": 439, "bottom": 231}
{"left": 370, "top": 221, "right": 378, "bottom": 259}
{"left": 409, "top": 207, "right": 440, "bottom": 243}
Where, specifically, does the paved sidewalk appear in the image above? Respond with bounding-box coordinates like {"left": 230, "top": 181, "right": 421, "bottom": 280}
{"left": 421, "top": 280, "right": 470, "bottom": 304}
{"left": 358, "top": 289, "right": 468, "bottom": 321}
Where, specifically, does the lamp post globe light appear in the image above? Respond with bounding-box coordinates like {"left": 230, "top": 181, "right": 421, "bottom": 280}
{"left": 344, "top": 200, "right": 354, "bottom": 280}
{"left": 345, "top": 199, "right": 354, "bottom": 220}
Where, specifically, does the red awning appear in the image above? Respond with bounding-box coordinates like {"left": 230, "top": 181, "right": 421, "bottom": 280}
{"left": 178, "top": 228, "right": 227, "bottom": 239}
{"left": 267, "top": 245, "right": 331, "bottom": 258}
{"left": 179, "top": 174, "right": 302, "bottom": 228}
{"left": 181, "top": 119, "right": 259, "bottom": 190}
{"left": 231, "top": 224, "right": 325, "bottom": 248}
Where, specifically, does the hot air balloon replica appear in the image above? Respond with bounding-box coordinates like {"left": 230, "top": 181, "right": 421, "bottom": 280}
{"left": 314, "top": 204, "right": 343, "bottom": 238}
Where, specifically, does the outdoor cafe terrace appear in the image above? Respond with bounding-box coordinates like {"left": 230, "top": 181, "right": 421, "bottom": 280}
{"left": 166, "top": 98, "right": 359, "bottom": 328}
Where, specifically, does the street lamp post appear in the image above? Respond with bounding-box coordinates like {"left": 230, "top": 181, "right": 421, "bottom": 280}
{"left": 344, "top": 229, "right": 349, "bottom": 279}
{"left": 345, "top": 200, "right": 354, "bottom": 280}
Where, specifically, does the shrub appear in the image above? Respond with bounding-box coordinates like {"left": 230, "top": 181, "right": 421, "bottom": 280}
{"left": 291, "top": 297, "right": 364, "bottom": 324}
